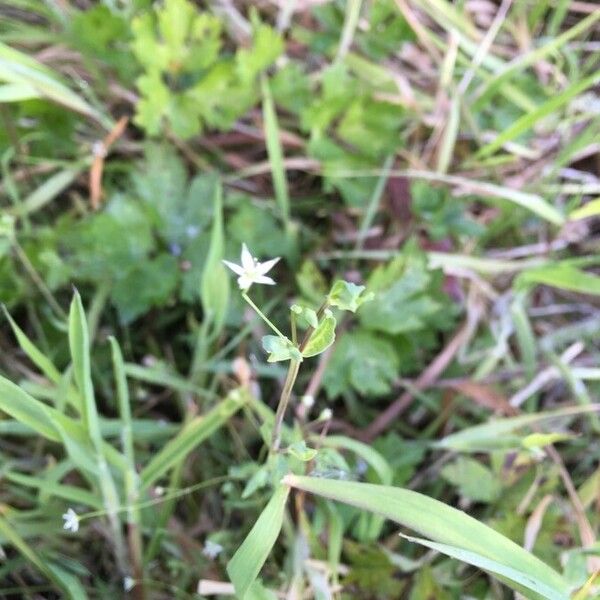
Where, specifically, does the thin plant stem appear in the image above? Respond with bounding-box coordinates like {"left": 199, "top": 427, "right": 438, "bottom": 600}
{"left": 270, "top": 359, "right": 301, "bottom": 453}
{"left": 242, "top": 292, "right": 287, "bottom": 339}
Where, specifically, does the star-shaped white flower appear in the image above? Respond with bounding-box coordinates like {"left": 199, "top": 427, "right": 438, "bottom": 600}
{"left": 223, "top": 244, "right": 280, "bottom": 291}
{"left": 62, "top": 508, "right": 79, "bottom": 533}
{"left": 202, "top": 540, "right": 224, "bottom": 560}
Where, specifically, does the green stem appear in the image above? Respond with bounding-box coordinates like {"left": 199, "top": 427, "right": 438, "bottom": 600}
{"left": 242, "top": 293, "right": 287, "bottom": 339}
{"left": 270, "top": 359, "right": 301, "bottom": 453}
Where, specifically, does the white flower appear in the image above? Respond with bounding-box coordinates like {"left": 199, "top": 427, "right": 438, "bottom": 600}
{"left": 62, "top": 508, "right": 79, "bottom": 533}
{"left": 223, "top": 244, "right": 280, "bottom": 291}
{"left": 123, "top": 576, "right": 135, "bottom": 592}
{"left": 202, "top": 540, "right": 224, "bottom": 560}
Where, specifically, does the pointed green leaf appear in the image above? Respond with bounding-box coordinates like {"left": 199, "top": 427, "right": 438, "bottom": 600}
{"left": 227, "top": 485, "right": 290, "bottom": 599}
{"left": 68, "top": 291, "right": 100, "bottom": 443}
{"left": 302, "top": 311, "right": 336, "bottom": 358}
{"left": 200, "top": 179, "right": 230, "bottom": 336}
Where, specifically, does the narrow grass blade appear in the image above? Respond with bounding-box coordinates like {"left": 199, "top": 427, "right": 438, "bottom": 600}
{"left": 0, "top": 82, "right": 38, "bottom": 101}
{"left": 321, "top": 435, "right": 393, "bottom": 540}
{"left": 261, "top": 76, "right": 291, "bottom": 236}
{"left": 0, "top": 515, "right": 85, "bottom": 599}
{"left": 140, "top": 389, "right": 248, "bottom": 489}
{"left": 109, "top": 337, "right": 136, "bottom": 470}
{"left": 399, "top": 534, "right": 566, "bottom": 600}
{"left": 436, "top": 404, "right": 600, "bottom": 452}
{"left": 355, "top": 154, "right": 393, "bottom": 251}
{"left": 476, "top": 70, "right": 600, "bottom": 159}
{"left": 321, "top": 436, "right": 393, "bottom": 485}
{"left": 517, "top": 264, "right": 600, "bottom": 296}
{"left": 472, "top": 11, "right": 600, "bottom": 108}
{"left": 68, "top": 292, "right": 126, "bottom": 569}
{"left": 336, "top": 0, "right": 362, "bottom": 61}
{"left": 5, "top": 471, "right": 102, "bottom": 509}
{"left": 283, "top": 475, "right": 570, "bottom": 599}
{"left": 124, "top": 363, "right": 216, "bottom": 399}
{"left": 0, "top": 417, "right": 177, "bottom": 439}
{"left": 510, "top": 293, "right": 536, "bottom": 380}
{"left": 3, "top": 305, "right": 61, "bottom": 383}
{"left": 69, "top": 291, "right": 101, "bottom": 440}
{"left": 200, "top": 178, "right": 230, "bottom": 338}
{"left": 227, "top": 485, "right": 290, "bottom": 599}
{"left": 436, "top": 95, "right": 459, "bottom": 174}
{"left": 569, "top": 198, "right": 600, "bottom": 221}
{"left": 8, "top": 167, "right": 82, "bottom": 217}
{"left": 110, "top": 336, "right": 143, "bottom": 580}
{"left": 0, "top": 41, "right": 109, "bottom": 125}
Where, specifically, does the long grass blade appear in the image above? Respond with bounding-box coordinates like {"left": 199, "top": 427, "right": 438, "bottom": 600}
{"left": 283, "top": 475, "right": 570, "bottom": 599}
{"left": 227, "top": 485, "right": 290, "bottom": 599}
{"left": 140, "top": 389, "right": 248, "bottom": 489}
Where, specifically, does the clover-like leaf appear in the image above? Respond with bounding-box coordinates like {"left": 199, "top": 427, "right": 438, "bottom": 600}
{"left": 327, "top": 280, "right": 374, "bottom": 313}
{"left": 262, "top": 335, "right": 302, "bottom": 363}
{"left": 301, "top": 311, "right": 336, "bottom": 358}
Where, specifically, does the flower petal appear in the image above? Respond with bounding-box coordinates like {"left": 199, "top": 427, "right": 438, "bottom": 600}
{"left": 222, "top": 260, "right": 244, "bottom": 276}
{"left": 241, "top": 244, "right": 254, "bottom": 272}
{"left": 253, "top": 275, "right": 276, "bottom": 285}
{"left": 255, "top": 257, "right": 280, "bottom": 276}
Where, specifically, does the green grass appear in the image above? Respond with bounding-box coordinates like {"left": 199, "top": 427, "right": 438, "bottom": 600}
{"left": 0, "top": 0, "right": 599, "bottom": 598}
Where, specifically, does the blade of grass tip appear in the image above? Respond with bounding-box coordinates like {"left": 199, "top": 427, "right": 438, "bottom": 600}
{"left": 355, "top": 155, "right": 394, "bottom": 251}
{"left": 261, "top": 76, "right": 293, "bottom": 243}
{"left": 68, "top": 291, "right": 127, "bottom": 572}
{"left": 109, "top": 336, "right": 144, "bottom": 587}
{"left": 569, "top": 198, "right": 600, "bottom": 221}
{"left": 476, "top": 69, "right": 600, "bottom": 159}
{"left": 336, "top": 0, "right": 362, "bottom": 61}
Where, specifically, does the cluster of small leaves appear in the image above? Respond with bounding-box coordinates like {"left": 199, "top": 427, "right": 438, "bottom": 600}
{"left": 323, "top": 241, "right": 458, "bottom": 399}
{"left": 0, "top": 143, "right": 296, "bottom": 323}
{"left": 261, "top": 281, "right": 372, "bottom": 363}
{"left": 131, "top": 0, "right": 283, "bottom": 137}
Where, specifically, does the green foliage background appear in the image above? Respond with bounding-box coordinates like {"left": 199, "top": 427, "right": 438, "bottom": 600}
{"left": 0, "top": 0, "right": 599, "bottom": 598}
